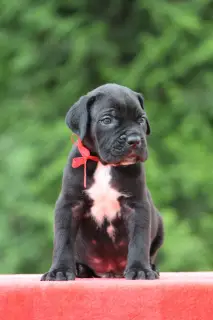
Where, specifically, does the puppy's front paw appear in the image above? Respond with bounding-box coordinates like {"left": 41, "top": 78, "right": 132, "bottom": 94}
{"left": 124, "top": 267, "right": 159, "bottom": 280}
{"left": 41, "top": 268, "right": 75, "bottom": 281}
{"left": 151, "top": 263, "right": 159, "bottom": 276}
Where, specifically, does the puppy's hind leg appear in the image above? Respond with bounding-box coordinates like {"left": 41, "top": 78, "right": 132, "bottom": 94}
{"left": 76, "top": 262, "right": 100, "bottom": 278}
{"left": 150, "top": 214, "right": 164, "bottom": 275}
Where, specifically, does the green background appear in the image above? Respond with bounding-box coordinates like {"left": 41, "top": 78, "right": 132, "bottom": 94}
{"left": 0, "top": 0, "right": 213, "bottom": 274}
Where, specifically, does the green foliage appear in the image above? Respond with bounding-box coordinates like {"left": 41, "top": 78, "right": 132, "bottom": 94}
{"left": 0, "top": 0, "right": 213, "bottom": 273}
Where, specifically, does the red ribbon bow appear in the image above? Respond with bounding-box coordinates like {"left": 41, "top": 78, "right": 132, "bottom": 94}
{"left": 71, "top": 137, "right": 99, "bottom": 188}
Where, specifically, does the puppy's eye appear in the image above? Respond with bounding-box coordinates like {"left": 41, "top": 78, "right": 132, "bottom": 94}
{"left": 100, "top": 117, "right": 112, "bottom": 125}
{"left": 138, "top": 117, "right": 146, "bottom": 125}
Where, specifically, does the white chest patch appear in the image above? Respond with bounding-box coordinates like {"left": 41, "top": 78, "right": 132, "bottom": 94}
{"left": 86, "top": 162, "right": 127, "bottom": 227}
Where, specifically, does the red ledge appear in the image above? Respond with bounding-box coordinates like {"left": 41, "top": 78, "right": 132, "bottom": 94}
{"left": 0, "top": 273, "right": 213, "bottom": 320}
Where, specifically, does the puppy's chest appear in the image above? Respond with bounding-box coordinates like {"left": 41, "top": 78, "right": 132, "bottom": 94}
{"left": 85, "top": 163, "right": 126, "bottom": 226}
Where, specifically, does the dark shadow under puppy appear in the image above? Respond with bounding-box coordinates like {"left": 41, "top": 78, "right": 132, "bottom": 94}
{"left": 41, "top": 83, "right": 164, "bottom": 281}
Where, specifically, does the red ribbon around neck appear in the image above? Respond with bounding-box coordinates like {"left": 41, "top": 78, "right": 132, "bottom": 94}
{"left": 71, "top": 136, "right": 99, "bottom": 188}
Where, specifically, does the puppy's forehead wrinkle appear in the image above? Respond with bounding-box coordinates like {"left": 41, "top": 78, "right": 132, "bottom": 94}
{"left": 92, "top": 98, "right": 143, "bottom": 121}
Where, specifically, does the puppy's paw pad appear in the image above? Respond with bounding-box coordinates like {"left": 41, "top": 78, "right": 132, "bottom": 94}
{"left": 124, "top": 268, "right": 159, "bottom": 280}
{"left": 40, "top": 269, "right": 75, "bottom": 281}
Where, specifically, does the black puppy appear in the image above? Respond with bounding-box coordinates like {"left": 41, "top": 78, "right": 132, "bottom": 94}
{"left": 41, "top": 84, "right": 164, "bottom": 281}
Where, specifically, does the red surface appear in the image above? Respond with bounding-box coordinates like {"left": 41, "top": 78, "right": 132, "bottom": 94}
{"left": 0, "top": 273, "right": 213, "bottom": 320}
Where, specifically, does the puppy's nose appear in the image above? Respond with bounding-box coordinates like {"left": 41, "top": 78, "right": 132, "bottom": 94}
{"left": 127, "top": 135, "right": 141, "bottom": 146}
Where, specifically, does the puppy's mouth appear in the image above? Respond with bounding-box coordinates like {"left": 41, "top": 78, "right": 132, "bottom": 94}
{"left": 118, "top": 155, "right": 143, "bottom": 166}
{"left": 98, "top": 149, "right": 147, "bottom": 166}
{"left": 110, "top": 153, "right": 144, "bottom": 166}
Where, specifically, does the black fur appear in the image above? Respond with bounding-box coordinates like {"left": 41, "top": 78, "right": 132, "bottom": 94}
{"left": 41, "top": 83, "right": 164, "bottom": 281}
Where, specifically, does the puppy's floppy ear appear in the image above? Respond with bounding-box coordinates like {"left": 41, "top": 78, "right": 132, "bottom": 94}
{"left": 65, "top": 95, "right": 96, "bottom": 140}
{"left": 135, "top": 92, "right": 151, "bottom": 135}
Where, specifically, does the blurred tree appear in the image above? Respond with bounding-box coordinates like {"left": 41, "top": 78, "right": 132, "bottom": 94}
{"left": 0, "top": 0, "right": 213, "bottom": 273}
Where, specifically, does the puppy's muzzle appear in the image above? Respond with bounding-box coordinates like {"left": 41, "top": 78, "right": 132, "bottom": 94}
{"left": 127, "top": 134, "right": 142, "bottom": 148}
{"left": 116, "top": 134, "right": 147, "bottom": 165}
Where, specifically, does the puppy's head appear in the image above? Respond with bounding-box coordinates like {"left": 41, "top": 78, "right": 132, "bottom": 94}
{"left": 66, "top": 84, "right": 151, "bottom": 165}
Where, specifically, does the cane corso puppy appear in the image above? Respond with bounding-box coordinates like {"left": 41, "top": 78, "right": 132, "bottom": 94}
{"left": 41, "top": 83, "right": 164, "bottom": 281}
